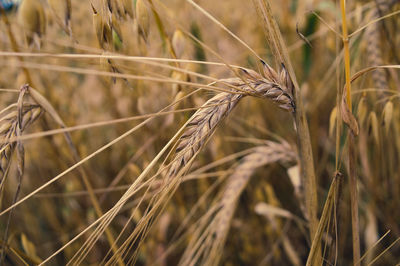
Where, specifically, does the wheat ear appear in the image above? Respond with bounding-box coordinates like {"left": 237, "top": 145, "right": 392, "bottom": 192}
{"left": 0, "top": 104, "right": 42, "bottom": 181}
{"left": 179, "top": 141, "right": 296, "bottom": 266}
{"left": 365, "top": 0, "right": 398, "bottom": 92}
{"left": 65, "top": 62, "right": 295, "bottom": 264}
{"left": 106, "top": 62, "right": 296, "bottom": 264}
{"left": 0, "top": 102, "right": 42, "bottom": 263}
{"left": 167, "top": 62, "right": 295, "bottom": 178}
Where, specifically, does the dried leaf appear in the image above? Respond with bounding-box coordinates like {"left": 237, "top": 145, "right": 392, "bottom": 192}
{"left": 306, "top": 172, "right": 342, "bottom": 266}
{"left": 341, "top": 93, "right": 359, "bottom": 135}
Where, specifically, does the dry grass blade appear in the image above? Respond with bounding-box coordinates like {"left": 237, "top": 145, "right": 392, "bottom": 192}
{"left": 359, "top": 230, "right": 391, "bottom": 264}
{"left": 4, "top": 60, "right": 237, "bottom": 95}
{"left": 0, "top": 87, "right": 200, "bottom": 218}
{"left": 367, "top": 236, "right": 400, "bottom": 265}
{"left": 25, "top": 85, "right": 125, "bottom": 265}
{"left": 341, "top": 93, "right": 359, "bottom": 136}
{"left": 36, "top": 89, "right": 202, "bottom": 264}
{"left": 306, "top": 172, "right": 343, "bottom": 266}
{"left": 185, "top": 0, "right": 262, "bottom": 60}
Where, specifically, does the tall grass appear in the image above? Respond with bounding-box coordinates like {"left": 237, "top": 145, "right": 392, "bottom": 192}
{"left": 0, "top": 0, "right": 399, "bottom": 265}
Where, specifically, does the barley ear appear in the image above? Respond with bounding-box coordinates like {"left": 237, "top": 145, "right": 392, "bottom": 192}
{"left": 382, "top": 101, "right": 393, "bottom": 135}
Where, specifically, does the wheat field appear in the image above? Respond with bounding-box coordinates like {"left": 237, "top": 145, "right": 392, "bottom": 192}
{"left": 0, "top": 0, "right": 399, "bottom": 265}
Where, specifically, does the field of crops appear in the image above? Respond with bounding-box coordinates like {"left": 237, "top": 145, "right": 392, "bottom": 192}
{"left": 0, "top": 0, "right": 399, "bottom": 265}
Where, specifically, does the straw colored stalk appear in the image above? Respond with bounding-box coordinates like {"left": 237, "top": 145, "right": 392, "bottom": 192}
{"left": 250, "top": 2, "right": 319, "bottom": 259}
{"left": 340, "top": 0, "right": 360, "bottom": 264}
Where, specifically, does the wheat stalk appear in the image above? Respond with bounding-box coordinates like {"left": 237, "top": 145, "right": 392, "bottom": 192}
{"left": 179, "top": 141, "right": 296, "bottom": 266}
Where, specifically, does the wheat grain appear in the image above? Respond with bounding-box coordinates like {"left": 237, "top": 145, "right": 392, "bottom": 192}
{"left": 136, "top": 0, "right": 150, "bottom": 43}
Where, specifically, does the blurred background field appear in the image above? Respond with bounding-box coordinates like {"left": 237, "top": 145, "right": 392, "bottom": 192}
{"left": 0, "top": 0, "right": 400, "bottom": 265}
